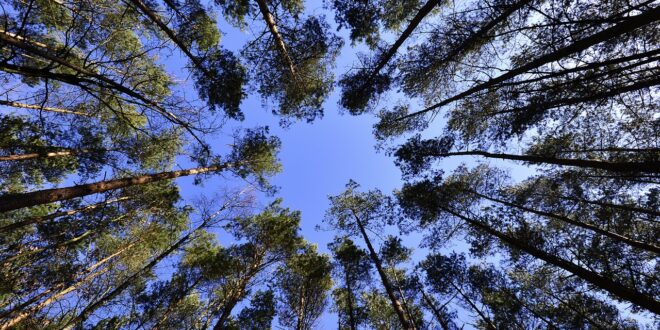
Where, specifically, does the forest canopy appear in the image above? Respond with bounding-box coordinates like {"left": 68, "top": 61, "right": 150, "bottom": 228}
{"left": 0, "top": 0, "right": 658, "bottom": 329}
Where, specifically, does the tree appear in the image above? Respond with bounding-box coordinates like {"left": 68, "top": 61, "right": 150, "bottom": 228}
{"left": 326, "top": 181, "right": 416, "bottom": 329}
{"left": 233, "top": 290, "right": 277, "bottom": 329}
{"left": 396, "top": 168, "right": 660, "bottom": 314}
{"left": 276, "top": 243, "right": 333, "bottom": 330}
{"left": 329, "top": 236, "right": 372, "bottom": 330}
{"left": 217, "top": 0, "right": 343, "bottom": 124}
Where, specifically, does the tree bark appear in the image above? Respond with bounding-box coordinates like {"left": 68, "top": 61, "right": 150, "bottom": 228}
{"left": 255, "top": 0, "right": 297, "bottom": 79}
{"left": 344, "top": 270, "right": 357, "bottom": 330}
{"left": 442, "top": 207, "right": 660, "bottom": 314}
{"left": 350, "top": 209, "right": 414, "bottom": 330}
{"left": 397, "top": 6, "right": 660, "bottom": 121}
{"left": 0, "top": 100, "right": 90, "bottom": 116}
{"left": 0, "top": 164, "right": 229, "bottom": 213}
{"left": 418, "top": 287, "right": 450, "bottom": 330}
{"left": 126, "top": 0, "right": 207, "bottom": 73}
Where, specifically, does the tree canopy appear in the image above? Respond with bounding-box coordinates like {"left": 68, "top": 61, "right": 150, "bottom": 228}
{"left": 1, "top": 0, "right": 658, "bottom": 328}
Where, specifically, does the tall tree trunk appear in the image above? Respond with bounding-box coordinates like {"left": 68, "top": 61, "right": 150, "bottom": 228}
{"left": 427, "top": 150, "right": 660, "bottom": 173}
{"left": 500, "top": 287, "right": 557, "bottom": 329}
{"left": 418, "top": 287, "right": 450, "bottom": 330}
{"left": 366, "top": 0, "right": 439, "bottom": 81}
{"left": 212, "top": 259, "right": 264, "bottom": 330}
{"left": 0, "top": 100, "right": 90, "bottom": 116}
{"left": 0, "top": 149, "right": 88, "bottom": 162}
{"left": 449, "top": 281, "right": 496, "bottom": 330}
{"left": 397, "top": 6, "right": 660, "bottom": 121}
{"left": 255, "top": 0, "right": 297, "bottom": 79}
{"left": 0, "top": 32, "right": 202, "bottom": 143}
{"left": 442, "top": 207, "right": 660, "bottom": 314}
{"left": 151, "top": 277, "right": 203, "bottom": 330}
{"left": 469, "top": 190, "right": 660, "bottom": 253}
{"left": 350, "top": 209, "right": 414, "bottom": 330}
{"left": 0, "top": 164, "right": 229, "bottom": 213}
{"left": 555, "top": 195, "right": 660, "bottom": 218}
{"left": 2, "top": 230, "right": 92, "bottom": 265}
{"left": 433, "top": 0, "right": 532, "bottom": 68}
{"left": 59, "top": 203, "right": 231, "bottom": 329}
{"left": 344, "top": 270, "right": 356, "bottom": 330}
{"left": 126, "top": 0, "right": 206, "bottom": 73}
{"left": 0, "top": 244, "right": 130, "bottom": 329}
{"left": 0, "top": 196, "right": 131, "bottom": 233}
{"left": 296, "top": 284, "right": 306, "bottom": 330}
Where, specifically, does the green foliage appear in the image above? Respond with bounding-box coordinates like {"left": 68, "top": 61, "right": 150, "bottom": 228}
{"left": 276, "top": 244, "right": 333, "bottom": 330}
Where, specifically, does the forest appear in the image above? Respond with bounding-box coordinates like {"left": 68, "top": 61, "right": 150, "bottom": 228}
{"left": 0, "top": 0, "right": 658, "bottom": 328}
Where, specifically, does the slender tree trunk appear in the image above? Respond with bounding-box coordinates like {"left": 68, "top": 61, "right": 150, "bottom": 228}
{"left": 0, "top": 149, "right": 88, "bottom": 162}
{"left": 350, "top": 209, "right": 414, "bottom": 330}
{"left": 427, "top": 150, "right": 660, "bottom": 173}
{"left": 542, "top": 288, "right": 607, "bottom": 330}
{"left": 492, "top": 75, "right": 660, "bottom": 117}
{"left": 556, "top": 195, "right": 660, "bottom": 218}
{"left": 126, "top": 0, "right": 206, "bottom": 73}
{"left": 0, "top": 164, "right": 229, "bottom": 213}
{"left": 0, "top": 196, "right": 131, "bottom": 233}
{"left": 0, "top": 245, "right": 130, "bottom": 329}
{"left": 0, "top": 100, "right": 90, "bottom": 116}
{"left": 470, "top": 190, "right": 660, "bottom": 253}
{"left": 366, "top": 0, "right": 439, "bottom": 81}
{"left": 344, "top": 270, "right": 357, "bottom": 330}
{"left": 2, "top": 230, "right": 92, "bottom": 265}
{"left": 151, "top": 277, "right": 203, "bottom": 330}
{"left": 500, "top": 287, "right": 558, "bottom": 329}
{"left": 0, "top": 33, "right": 201, "bottom": 143}
{"left": 255, "top": 0, "right": 297, "bottom": 79}
{"left": 449, "top": 281, "right": 496, "bottom": 329}
{"left": 59, "top": 203, "right": 230, "bottom": 329}
{"left": 434, "top": 0, "right": 532, "bottom": 67}
{"left": 397, "top": 6, "right": 660, "bottom": 121}
{"left": 212, "top": 259, "right": 263, "bottom": 330}
{"left": 442, "top": 207, "right": 660, "bottom": 314}
{"left": 296, "top": 284, "right": 306, "bottom": 330}
{"left": 390, "top": 265, "right": 418, "bottom": 330}
{"left": 418, "top": 287, "right": 450, "bottom": 330}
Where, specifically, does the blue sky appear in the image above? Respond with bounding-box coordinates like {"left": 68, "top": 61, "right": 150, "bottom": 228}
{"left": 168, "top": 2, "right": 531, "bottom": 328}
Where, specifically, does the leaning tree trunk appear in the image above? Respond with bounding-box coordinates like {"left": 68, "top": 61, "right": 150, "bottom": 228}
{"left": 0, "top": 164, "right": 230, "bottom": 213}
{"left": 0, "top": 100, "right": 91, "bottom": 116}
{"left": 127, "top": 0, "right": 206, "bottom": 73}
{"left": 366, "top": 0, "right": 439, "bottom": 82}
{"left": 0, "top": 196, "right": 131, "bottom": 233}
{"left": 59, "top": 201, "right": 232, "bottom": 329}
{"left": 418, "top": 286, "right": 450, "bottom": 330}
{"left": 398, "top": 6, "right": 660, "bottom": 121}
{"left": 0, "top": 244, "right": 131, "bottom": 329}
{"left": 428, "top": 150, "right": 660, "bottom": 173}
{"left": 468, "top": 190, "right": 660, "bottom": 253}
{"left": 442, "top": 207, "right": 660, "bottom": 314}
{"left": 350, "top": 209, "right": 415, "bottom": 330}
{"left": 255, "top": 0, "right": 297, "bottom": 79}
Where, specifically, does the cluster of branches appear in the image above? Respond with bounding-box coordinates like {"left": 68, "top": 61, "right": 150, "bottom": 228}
{"left": 329, "top": 0, "right": 659, "bottom": 328}
{"left": 0, "top": 0, "right": 342, "bottom": 328}
{"left": 1, "top": 0, "right": 658, "bottom": 328}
